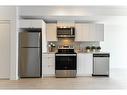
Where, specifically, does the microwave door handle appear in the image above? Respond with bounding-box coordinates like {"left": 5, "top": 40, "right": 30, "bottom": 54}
{"left": 71, "top": 28, "right": 73, "bottom": 35}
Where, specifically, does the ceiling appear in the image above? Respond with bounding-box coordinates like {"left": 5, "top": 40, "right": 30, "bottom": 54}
{"left": 19, "top": 6, "right": 127, "bottom": 22}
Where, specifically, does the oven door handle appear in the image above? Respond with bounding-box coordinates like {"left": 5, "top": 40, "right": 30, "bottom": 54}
{"left": 55, "top": 54, "right": 77, "bottom": 56}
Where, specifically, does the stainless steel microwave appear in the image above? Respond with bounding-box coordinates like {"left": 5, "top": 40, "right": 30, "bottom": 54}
{"left": 57, "top": 27, "right": 75, "bottom": 38}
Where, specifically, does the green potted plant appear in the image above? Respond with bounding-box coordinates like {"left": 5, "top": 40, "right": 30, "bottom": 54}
{"left": 91, "top": 46, "right": 96, "bottom": 52}
{"left": 85, "top": 46, "right": 91, "bottom": 52}
{"left": 48, "top": 43, "right": 56, "bottom": 52}
{"left": 96, "top": 46, "right": 101, "bottom": 52}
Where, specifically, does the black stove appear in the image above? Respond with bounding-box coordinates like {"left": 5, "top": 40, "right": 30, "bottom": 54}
{"left": 55, "top": 49, "right": 77, "bottom": 78}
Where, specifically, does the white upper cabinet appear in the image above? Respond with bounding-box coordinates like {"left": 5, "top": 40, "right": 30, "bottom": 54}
{"left": 46, "top": 23, "right": 57, "bottom": 41}
{"left": 75, "top": 23, "right": 104, "bottom": 41}
{"left": 89, "top": 24, "right": 104, "bottom": 41}
{"left": 94, "top": 24, "right": 104, "bottom": 41}
{"left": 19, "top": 19, "right": 42, "bottom": 28}
{"left": 75, "top": 23, "right": 90, "bottom": 41}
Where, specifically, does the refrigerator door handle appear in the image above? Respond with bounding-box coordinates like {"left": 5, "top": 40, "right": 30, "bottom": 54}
{"left": 38, "top": 33, "right": 40, "bottom": 47}
{"left": 38, "top": 48, "right": 40, "bottom": 56}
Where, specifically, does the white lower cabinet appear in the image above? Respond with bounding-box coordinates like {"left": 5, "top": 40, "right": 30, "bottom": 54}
{"left": 42, "top": 54, "right": 55, "bottom": 77}
{"left": 77, "top": 53, "right": 93, "bottom": 76}
{"left": 42, "top": 53, "right": 93, "bottom": 77}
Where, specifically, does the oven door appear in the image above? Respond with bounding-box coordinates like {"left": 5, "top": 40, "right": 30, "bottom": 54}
{"left": 55, "top": 54, "right": 77, "bottom": 70}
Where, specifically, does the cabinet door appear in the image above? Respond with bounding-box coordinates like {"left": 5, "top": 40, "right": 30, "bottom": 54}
{"left": 77, "top": 54, "right": 85, "bottom": 75}
{"left": 42, "top": 54, "right": 49, "bottom": 76}
{"left": 89, "top": 24, "right": 104, "bottom": 41}
{"left": 19, "top": 20, "right": 32, "bottom": 28}
{"left": 75, "top": 24, "right": 90, "bottom": 41}
{"left": 19, "top": 20, "right": 42, "bottom": 28}
{"left": 95, "top": 24, "right": 104, "bottom": 41}
{"left": 83, "top": 54, "right": 93, "bottom": 75}
{"left": 77, "top": 54, "right": 93, "bottom": 76}
{"left": 42, "top": 54, "right": 55, "bottom": 76}
{"left": 75, "top": 23, "right": 104, "bottom": 41}
{"left": 46, "top": 23, "right": 57, "bottom": 41}
{"left": 31, "top": 20, "right": 42, "bottom": 28}
{"left": 47, "top": 55, "right": 55, "bottom": 75}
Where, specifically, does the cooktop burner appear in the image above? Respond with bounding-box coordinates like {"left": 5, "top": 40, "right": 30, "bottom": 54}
{"left": 55, "top": 52, "right": 77, "bottom": 54}
{"left": 56, "top": 49, "right": 76, "bottom": 54}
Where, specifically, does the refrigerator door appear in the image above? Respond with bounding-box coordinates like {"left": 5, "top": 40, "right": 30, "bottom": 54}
{"left": 20, "top": 48, "right": 40, "bottom": 77}
{"left": 20, "top": 32, "right": 40, "bottom": 47}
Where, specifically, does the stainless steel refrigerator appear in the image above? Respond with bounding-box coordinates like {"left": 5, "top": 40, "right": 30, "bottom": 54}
{"left": 19, "top": 29, "right": 41, "bottom": 78}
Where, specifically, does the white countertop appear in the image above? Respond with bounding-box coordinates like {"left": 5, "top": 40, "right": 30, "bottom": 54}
{"left": 43, "top": 51, "right": 110, "bottom": 54}
{"left": 42, "top": 52, "right": 56, "bottom": 54}
{"left": 76, "top": 51, "right": 110, "bottom": 54}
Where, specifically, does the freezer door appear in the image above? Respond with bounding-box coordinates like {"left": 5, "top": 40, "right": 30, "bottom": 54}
{"left": 20, "top": 32, "right": 40, "bottom": 47}
{"left": 20, "top": 48, "right": 40, "bottom": 77}
{"left": 93, "top": 57, "right": 109, "bottom": 75}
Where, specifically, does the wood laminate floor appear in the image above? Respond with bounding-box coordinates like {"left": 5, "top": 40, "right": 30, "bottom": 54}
{"left": 0, "top": 69, "right": 127, "bottom": 89}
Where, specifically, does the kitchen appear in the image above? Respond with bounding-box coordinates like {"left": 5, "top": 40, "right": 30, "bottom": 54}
{"left": 18, "top": 16, "right": 109, "bottom": 78}
{"left": 0, "top": 6, "right": 127, "bottom": 89}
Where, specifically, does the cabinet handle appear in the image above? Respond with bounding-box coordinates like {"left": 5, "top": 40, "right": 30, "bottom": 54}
{"left": 48, "top": 65, "right": 51, "bottom": 67}
{"left": 48, "top": 64, "right": 54, "bottom": 67}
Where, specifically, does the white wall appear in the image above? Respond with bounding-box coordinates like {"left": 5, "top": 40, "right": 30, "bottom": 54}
{"left": 0, "top": 21, "right": 10, "bottom": 79}
{"left": 0, "top": 7, "right": 18, "bottom": 80}
{"left": 100, "top": 16, "right": 127, "bottom": 69}
{"left": 19, "top": 6, "right": 127, "bottom": 16}
{"left": 0, "top": 7, "right": 16, "bottom": 20}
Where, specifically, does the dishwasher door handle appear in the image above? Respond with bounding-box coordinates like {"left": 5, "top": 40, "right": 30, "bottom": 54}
{"left": 93, "top": 54, "right": 110, "bottom": 57}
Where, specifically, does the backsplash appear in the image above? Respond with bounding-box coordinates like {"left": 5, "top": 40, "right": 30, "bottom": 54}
{"left": 48, "top": 39, "right": 100, "bottom": 52}
{"left": 75, "top": 41, "right": 100, "bottom": 49}
{"left": 74, "top": 41, "right": 100, "bottom": 52}
{"left": 57, "top": 38, "right": 75, "bottom": 46}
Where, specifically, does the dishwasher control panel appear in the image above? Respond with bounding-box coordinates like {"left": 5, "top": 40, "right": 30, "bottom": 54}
{"left": 93, "top": 53, "right": 110, "bottom": 57}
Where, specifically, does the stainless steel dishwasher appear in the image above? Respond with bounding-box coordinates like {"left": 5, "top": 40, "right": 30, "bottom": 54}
{"left": 92, "top": 53, "right": 110, "bottom": 76}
